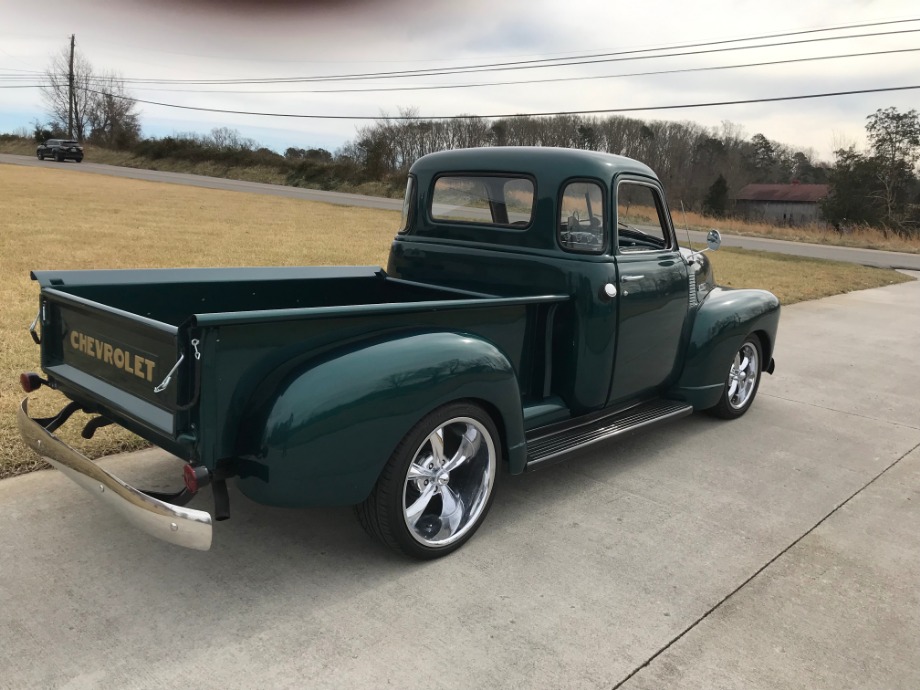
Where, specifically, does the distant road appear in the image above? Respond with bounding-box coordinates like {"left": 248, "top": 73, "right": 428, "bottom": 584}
{"left": 3, "top": 152, "right": 919, "bottom": 270}
{"left": 683, "top": 229, "right": 920, "bottom": 270}
{"left": 0, "top": 153, "right": 401, "bottom": 211}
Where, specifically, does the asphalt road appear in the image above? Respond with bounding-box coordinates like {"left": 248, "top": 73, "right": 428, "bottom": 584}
{"left": 1, "top": 274, "right": 918, "bottom": 689}
{"left": 3, "top": 152, "right": 920, "bottom": 270}
{"left": 0, "top": 153, "right": 403, "bottom": 211}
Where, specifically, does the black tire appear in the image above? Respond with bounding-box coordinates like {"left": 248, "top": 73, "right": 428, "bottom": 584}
{"left": 37, "top": 152, "right": 44, "bottom": 160}
{"left": 54, "top": 151, "right": 63, "bottom": 162}
{"left": 75, "top": 157, "right": 83, "bottom": 163}
{"left": 707, "top": 335, "right": 763, "bottom": 419}
{"left": 355, "top": 401, "right": 501, "bottom": 559}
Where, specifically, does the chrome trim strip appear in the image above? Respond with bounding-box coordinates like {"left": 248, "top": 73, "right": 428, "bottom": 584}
{"left": 17, "top": 398, "right": 212, "bottom": 550}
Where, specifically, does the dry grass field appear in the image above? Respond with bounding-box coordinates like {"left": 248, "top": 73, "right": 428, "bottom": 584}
{"left": 6, "top": 138, "right": 920, "bottom": 254}
{"left": 0, "top": 163, "right": 912, "bottom": 479}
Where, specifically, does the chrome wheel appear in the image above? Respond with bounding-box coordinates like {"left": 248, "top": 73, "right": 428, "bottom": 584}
{"left": 708, "top": 336, "right": 763, "bottom": 419}
{"left": 356, "top": 402, "right": 501, "bottom": 559}
{"left": 402, "top": 416, "right": 496, "bottom": 547}
{"left": 727, "top": 341, "right": 759, "bottom": 410}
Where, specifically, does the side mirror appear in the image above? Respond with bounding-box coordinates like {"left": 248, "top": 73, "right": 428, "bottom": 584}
{"left": 706, "top": 229, "right": 722, "bottom": 251}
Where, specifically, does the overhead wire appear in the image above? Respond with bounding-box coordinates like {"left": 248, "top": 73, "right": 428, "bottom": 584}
{"left": 4, "top": 16, "right": 919, "bottom": 124}
{"left": 79, "top": 16, "right": 916, "bottom": 66}
{"left": 50, "top": 46, "right": 918, "bottom": 95}
{"left": 23, "top": 21, "right": 920, "bottom": 86}
{"left": 82, "top": 84, "right": 920, "bottom": 120}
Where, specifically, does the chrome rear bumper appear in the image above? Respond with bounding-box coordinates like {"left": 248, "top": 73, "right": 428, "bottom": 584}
{"left": 18, "top": 398, "right": 212, "bottom": 550}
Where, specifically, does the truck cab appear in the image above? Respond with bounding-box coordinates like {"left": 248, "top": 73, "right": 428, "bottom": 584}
{"left": 390, "top": 147, "right": 765, "bottom": 421}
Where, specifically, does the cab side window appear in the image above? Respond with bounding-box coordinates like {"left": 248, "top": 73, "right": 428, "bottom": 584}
{"left": 616, "top": 182, "right": 672, "bottom": 252}
{"left": 558, "top": 181, "right": 605, "bottom": 253}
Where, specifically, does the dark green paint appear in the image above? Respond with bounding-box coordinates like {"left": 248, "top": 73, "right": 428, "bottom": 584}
{"left": 27, "top": 147, "right": 779, "bottom": 510}
{"left": 235, "top": 332, "right": 525, "bottom": 507}
{"left": 668, "top": 287, "right": 780, "bottom": 409}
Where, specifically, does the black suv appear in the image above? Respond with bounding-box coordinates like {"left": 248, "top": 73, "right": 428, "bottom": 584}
{"left": 37, "top": 139, "right": 84, "bottom": 162}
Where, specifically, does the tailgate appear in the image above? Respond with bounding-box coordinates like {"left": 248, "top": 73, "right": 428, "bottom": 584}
{"left": 39, "top": 288, "right": 188, "bottom": 436}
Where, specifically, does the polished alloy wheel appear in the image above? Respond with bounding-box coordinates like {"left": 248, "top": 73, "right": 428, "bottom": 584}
{"left": 356, "top": 402, "right": 501, "bottom": 558}
{"left": 401, "top": 416, "right": 496, "bottom": 547}
{"left": 727, "top": 341, "right": 759, "bottom": 410}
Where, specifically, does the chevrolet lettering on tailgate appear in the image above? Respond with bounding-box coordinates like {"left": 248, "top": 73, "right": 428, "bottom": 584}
{"left": 68, "top": 330, "right": 157, "bottom": 382}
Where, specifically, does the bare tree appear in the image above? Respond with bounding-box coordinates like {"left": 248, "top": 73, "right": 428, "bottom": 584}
{"left": 42, "top": 47, "right": 93, "bottom": 140}
{"left": 41, "top": 46, "right": 140, "bottom": 147}
{"left": 85, "top": 71, "right": 141, "bottom": 147}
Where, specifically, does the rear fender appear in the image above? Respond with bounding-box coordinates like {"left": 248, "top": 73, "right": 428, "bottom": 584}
{"left": 670, "top": 287, "right": 780, "bottom": 410}
{"left": 235, "top": 331, "right": 524, "bottom": 507}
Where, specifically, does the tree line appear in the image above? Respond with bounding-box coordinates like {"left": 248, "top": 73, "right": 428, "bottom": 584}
{"left": 339, "top": 108, "right": 829, "bottom": 217}
{"left": 822, "top": 107, "right": 920, "bottom": 235}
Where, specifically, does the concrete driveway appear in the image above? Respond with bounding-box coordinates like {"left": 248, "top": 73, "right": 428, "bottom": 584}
{"left": 1, "top": 274, "right": 918, "bottom": 690}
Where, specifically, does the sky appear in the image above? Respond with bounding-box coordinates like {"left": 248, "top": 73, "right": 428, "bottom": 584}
{"left": 1, "top": 0, "right": 919, "bottom": 162}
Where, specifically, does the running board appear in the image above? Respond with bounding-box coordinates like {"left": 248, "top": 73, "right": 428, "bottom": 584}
{"left": 525, "top": 400, "right": 693, "bottom": 468}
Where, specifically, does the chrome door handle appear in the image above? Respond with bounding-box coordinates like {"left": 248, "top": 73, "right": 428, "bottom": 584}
{"left": 621, "top": 274, "right": 645, "bottom": 282}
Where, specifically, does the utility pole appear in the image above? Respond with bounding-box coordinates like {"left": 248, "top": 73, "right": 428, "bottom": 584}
{"left": 68, "top": 34, "right": 75, "bottom": 140}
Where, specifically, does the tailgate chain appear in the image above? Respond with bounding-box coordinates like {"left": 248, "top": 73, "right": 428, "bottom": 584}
{"left": 153, "top": 339, "right": 201, "bottom": 394}
{"left": 153, "top": 353, "right": 185, "bottom": 394}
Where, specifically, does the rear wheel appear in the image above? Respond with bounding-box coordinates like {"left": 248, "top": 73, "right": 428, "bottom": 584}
{"left": 356, "top": 402, "right": 500, "bottom": 559}
{"left": 708, "top": 336, "right": 762, "bottom": 419}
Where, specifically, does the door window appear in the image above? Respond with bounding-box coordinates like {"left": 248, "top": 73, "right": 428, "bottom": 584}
{"left": 616, "top": 182, "right": 672, "bottom": 252}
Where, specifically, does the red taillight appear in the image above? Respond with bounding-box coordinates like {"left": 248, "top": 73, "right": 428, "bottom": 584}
{"left": 19, "top": 372, "right": 43, "bottom": 393}
{"left": 183, "top": 464, "right": 210, "bottom": 494}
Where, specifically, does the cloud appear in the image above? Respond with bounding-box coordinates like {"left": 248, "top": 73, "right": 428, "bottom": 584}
{"left": 1, "top": 0, "right": 918, "bottom": 159}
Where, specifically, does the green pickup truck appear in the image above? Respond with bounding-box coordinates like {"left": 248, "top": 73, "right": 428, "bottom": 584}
{"left": 18, "top": 147, "right": 779, "bottom": 559}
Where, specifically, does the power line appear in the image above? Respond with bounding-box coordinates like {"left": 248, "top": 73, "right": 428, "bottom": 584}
{"left": 69, "top": 47, "right": 919, "bottom": 95}
{"left": 8, "top": 46, "right": 917, "bottom": 100}
{"left": 43, "top": 16, "right": 920, "bottom": 73}
{"left": 44, "top": 21, "right": 920, "bottom": 86}
{"left": 3, "top": 17, "right": 918, "bottom": 93}
{"left": 85, "top": 84, "right": 920, "bottom": 120}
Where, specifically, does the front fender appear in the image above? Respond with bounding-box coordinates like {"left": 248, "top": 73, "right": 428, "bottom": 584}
{"left": 235, "top": 331, "right": 524, "bottom": 507}
{"left": 670, "top": 287, "right": 780, "bottom": 410}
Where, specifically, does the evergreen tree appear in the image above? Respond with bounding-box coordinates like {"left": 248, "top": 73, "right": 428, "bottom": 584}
{"left": 703, "top": 174, "right": 729, "bottom": 217}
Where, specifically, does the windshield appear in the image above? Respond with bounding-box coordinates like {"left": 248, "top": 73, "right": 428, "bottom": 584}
{"left": 62, "top": 141, "right": 80, "bottom": 146}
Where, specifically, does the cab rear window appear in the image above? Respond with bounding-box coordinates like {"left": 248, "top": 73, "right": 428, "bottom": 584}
{"left": 431, "top": 175, "right": 534, "bottom": 228}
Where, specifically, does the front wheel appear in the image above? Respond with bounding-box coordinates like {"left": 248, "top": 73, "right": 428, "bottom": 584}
{"left": 37, "top": 152, "right": 44, "bottom": 160}
{"left": 355, "top": 402, "right": 500, "bottom": 559}
{"left": 707, "top": 336, "right": 763, "bottom": 419}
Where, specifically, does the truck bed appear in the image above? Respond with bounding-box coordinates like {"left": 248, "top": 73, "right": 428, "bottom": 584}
{"left": 32, "top": 266, "right": 566, "bottom": 464}
{"left": 34, "top": 266, "right": 490, "bottom": 327}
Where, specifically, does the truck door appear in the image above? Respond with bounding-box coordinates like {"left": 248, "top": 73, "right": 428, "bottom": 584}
{"left": 609, "top": 178, "right": 688, "bottom": 405}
